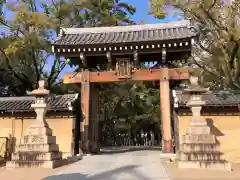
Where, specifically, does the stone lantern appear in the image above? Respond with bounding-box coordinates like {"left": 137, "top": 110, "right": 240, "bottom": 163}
{"left": 31, "top": 80, "right": 50, "bottom": 127}
{"left": 178, "top": 76, "right": 231, "bottom": 171}
{"left": 6, "top": 81, "right": 62, "bottom": 168}
{"left": 184, "top": 76, "right": 209, "bottom": 132}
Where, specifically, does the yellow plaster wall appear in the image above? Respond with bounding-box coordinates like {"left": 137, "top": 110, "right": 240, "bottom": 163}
{"left": 0, "top": 113, "right": 74, "bottom": 159}
{"left": 0, "top": 137, "right": 8, "bottom": 157}
{"left": 177, "top": 113, "right": 240, "bottom": 163}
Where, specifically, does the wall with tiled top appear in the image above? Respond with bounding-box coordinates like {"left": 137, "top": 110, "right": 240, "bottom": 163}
{"left": 0, "top": 112, "right": 75, "bottom": 159}
{"left": 177, "top": 112, "right": 240, "bottom": 163}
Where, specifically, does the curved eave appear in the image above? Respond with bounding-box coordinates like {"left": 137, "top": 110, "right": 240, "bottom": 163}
{"left": 52, "top": 37, "right": 194, "bottom": 56}
{"left": 178, "top": 104, "right": 240, "bottom": 108}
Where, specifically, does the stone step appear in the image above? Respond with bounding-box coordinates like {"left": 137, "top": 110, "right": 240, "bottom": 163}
{"left": 187, "top": 126, "right": 211, "bottom": 135}
{"left": 180, "top": 143, "right": 220, "bottom": 152}
{"left": 27, "top": 126, "right": 52, "bottom": 136}
{"left": 182, "top": 134, "right": 216, "bottom": 144}
{"left": 6, "top": 160, "right": 63, "bottom": 168}
{"left": 178, "top": 160, "right": 231, "bottom": 171}
{"left": 12, "top": 152, "right": 61, "bottom": 161}
{"left": 16, "top": 144, "right": 59, "bottom": 152}
{"left": 20, "top": 135, "right": 56, "bottom": 145}
{"left": 179, "top": 152, "right": 224, "bottom": 161}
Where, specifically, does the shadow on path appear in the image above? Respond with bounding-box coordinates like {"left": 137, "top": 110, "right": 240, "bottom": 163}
{"left": 44, "top": 164, "right": 164, "bottom": 180}
{"left": 99, "top": 146, "right": 162, "bottom": 155}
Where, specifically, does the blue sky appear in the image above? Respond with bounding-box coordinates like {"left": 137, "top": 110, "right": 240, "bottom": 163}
{"left": 121, "top": 0, "right": 182, "bottom": 24}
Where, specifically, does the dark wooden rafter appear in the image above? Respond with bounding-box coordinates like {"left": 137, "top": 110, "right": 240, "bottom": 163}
{"left": 106, "top": 51, "right": 112, "bottom": 71}
{"left": 80, "top": 52, "right": 87, "bottom": 69}
{"left": 55, "top": 42, "right": 191, "bottom": 57}
{"left": 162, "top": 48, "right": 167, "bottom": 66}
{"left": 133, "top": 50, "right": 139, "bottom": 69}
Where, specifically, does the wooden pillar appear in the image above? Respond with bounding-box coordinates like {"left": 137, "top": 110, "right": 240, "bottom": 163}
{"left": 80, "top": 120, "right": 85, "bottom": 152}
{"left": 73, "top": 101, "right": 81, "bottom": 155}
{"left": 89, "top": 84, "right": 100, "bottom": 153}
{"left": 160, "top": 68, "right": 172, "bottom": 153}
{"left": 81, "top": 71, "right": 90, "bottom": 153}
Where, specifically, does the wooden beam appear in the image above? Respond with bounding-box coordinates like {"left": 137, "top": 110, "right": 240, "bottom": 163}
{"left": 63, "top": 68, "right": 190, "bottom": 84}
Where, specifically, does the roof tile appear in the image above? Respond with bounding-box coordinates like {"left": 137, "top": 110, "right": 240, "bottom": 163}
{"left": 54, "top": 20, "right": 197, "bottom": 46}
{"left": 0, "top": 94, "right": 78, "bottom": 112}
{"left": 176, "top": 91, "right": 240, "bottom": 107}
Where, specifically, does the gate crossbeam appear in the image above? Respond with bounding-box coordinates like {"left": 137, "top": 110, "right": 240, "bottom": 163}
{"left": 63, "top": 68, "right": 190, "bottom": 84}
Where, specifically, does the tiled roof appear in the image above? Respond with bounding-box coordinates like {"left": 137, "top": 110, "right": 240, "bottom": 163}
{"left": 176, "top": 91, "right": 240, "bottom": 107}
{"left": 54, "top": 20, "right": 197, "bottom": 46}
{"left": 0, "top": 94, "right": 78, "bottom": 112}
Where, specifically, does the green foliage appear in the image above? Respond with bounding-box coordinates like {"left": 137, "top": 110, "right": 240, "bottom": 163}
{"left": 150, "top": 0, "right": 240, "bottom": 90}
{"left": 79, "top": 0, "right": 136, "bottom": 26}
{"left": 0, "top": 0, "right": 162, "bottom": 139}
{"left": 0, "top": 0, "right": 136, "bottom": 96}
{"left": 99, "top": 82, "right": 161, "bottom": 133}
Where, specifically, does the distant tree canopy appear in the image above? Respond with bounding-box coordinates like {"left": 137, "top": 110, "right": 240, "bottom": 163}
{"left": 99, "top": 81, "right": 162, "bottom": 137}
{"left": 0, "top": 0, "right": 136, "bottom": 96}
{"left": 149, "top": 0, "right": 240, "bottom": 90}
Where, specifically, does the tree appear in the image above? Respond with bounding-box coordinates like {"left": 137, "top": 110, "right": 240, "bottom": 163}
{"left": 78, "top": 0, "right": 136, "bottom": 27}
{"left": 0, "top": 0, "right": 72, "bottom": 95}
{"left": 149, "top": 0, "right": 240, "bottom": 90}
{"left": 0, "top": 0, "right": 136, "bottom": 96}
{"left": 99, "top": 81, "right": 162, "bottom": 145}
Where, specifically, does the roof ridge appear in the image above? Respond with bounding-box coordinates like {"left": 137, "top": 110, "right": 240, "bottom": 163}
{"left": 0, "top": 93, "right": 79, "bottom": 101}
{"left": 60, "top": 20, "right": 191, "bottom": 35}
{"left": 0, "top": 93, "right": 79, "bottom": 112}
{"left": 49, "top": 93, "right": 78, "bottom": 97}
{"left": 0, "top": 96, "right": 34, "bottom": 101}
{"left": 174, "top": 90, "right": 240, "bottom": 94}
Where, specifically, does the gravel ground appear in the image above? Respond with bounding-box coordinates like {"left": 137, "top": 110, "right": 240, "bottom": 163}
{"left": 164, "top": 161, "right": 240, "bottom": 180}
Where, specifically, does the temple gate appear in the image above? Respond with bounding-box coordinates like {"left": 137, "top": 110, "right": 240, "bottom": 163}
{"left": 52, "top": 20, "right": 197, "bottom": 154}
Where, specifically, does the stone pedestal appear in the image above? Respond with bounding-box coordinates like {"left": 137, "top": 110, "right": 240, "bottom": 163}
{"left": 178, "top": 76, "right": 231, "bottom": 171}
{"left": 6, "top": 81, "right": 62, "bottom": 168}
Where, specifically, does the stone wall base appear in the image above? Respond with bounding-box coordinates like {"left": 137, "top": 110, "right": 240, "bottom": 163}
{"left": 6, "top": 159, "right": 63, "bottom": 168}
{"left": 11, "top": 152, "right": 61, "bottom": 161}
{"left": 178, "top": 160, "right": 231, "bottom": 171}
